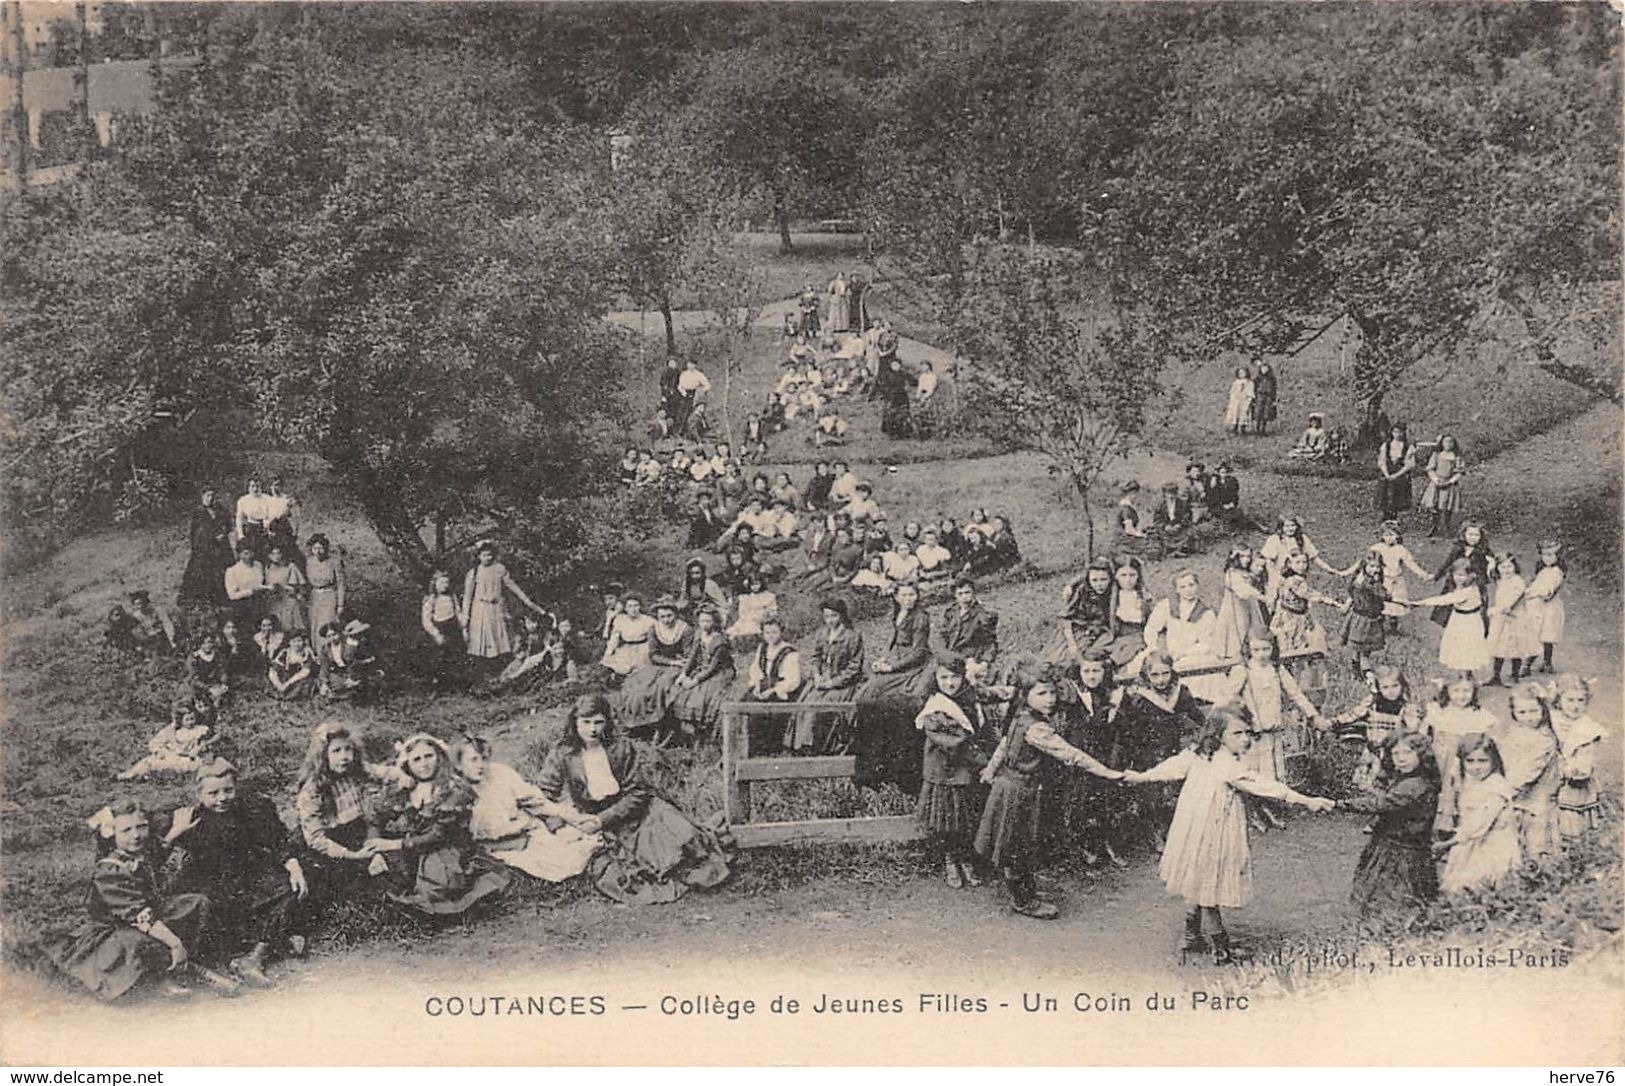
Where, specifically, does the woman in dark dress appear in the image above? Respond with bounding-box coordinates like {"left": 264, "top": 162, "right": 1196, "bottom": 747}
{"left": 853, "top": 583, "right": 935, "bottom": 794}
{"left": 1250, "top": 361, "right": 1278, "bottom": 436}
{"left": 179, "top": 488, "right": 235, "bottom": 612}
{"left": 791, "top": 598, "right": 866, "bottom": 753}
{"left": 538, "top": 693, "right": 731, "bottom": 905}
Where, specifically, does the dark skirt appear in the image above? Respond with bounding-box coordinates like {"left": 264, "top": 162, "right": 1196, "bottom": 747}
{"left": 917, "top": 782, "right": 979, "bottom": 837}
{"left": 588, "top": 796, "right": 732, "bottom": 906}
{"left": 1377, "top": 477, "right": 1413, "bottom": 518}
{"left": 670, "top": 667, "right": 737, "bottom": 731}
{"left": 618, "top": 663, "right": 684, "bottom": 729}
{"left": 211, "top": 867, "right": 311, "bottom": 953}
{"left": 853, "top": 665, "right": 933, "bottom": 794}
{"left": 975, "top": 772, "right": 1041, "bottom": 868}
{"left": 1342, "top": 611, "right": 1386, "bottom": 653}
{"left": 385, "top": 843, "right": 511, "bottom": 917}
{"left": 45, "top": 893, "right": 213, "bottom": 1001}
{"left": 429, "top": 619, "right": 466, "bottom": 690}
{"left": 1351, "top": 834, "right": 1437, "bottom": 916}
{"left": 790, "top": 683, "right": 862, "bottom": 753}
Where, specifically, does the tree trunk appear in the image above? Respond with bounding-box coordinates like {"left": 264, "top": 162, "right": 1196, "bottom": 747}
{"left": 1075, "top": 477, "right": 1096, "bottom": 563}
{"left": 3, "top": 1, "right": 27, "bottom": 193}
{"left": 75, "top": 0, "right": 93, "bottom": 162}
{"left": 1355, "top": 387, "right": 1387, "bottom": 447}
{"left": 772, "top": 182, "right": 794, "bottom": 255}
{"left": 659, "top": 292, "right": 676, "bottom": 357}
{"left": 360, "top": 489, "right": 434, "bottom": 587}
{"left": 145, "top": 3, "right": 161, "bottom": 85}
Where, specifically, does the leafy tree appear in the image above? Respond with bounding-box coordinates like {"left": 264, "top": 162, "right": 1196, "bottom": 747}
{"left": 951, "top": 244, "right": 1170, "bottom": 560}
{"left": 5, "top": 32, "right": 629, "bottom": 582}
{"left": 1107, "top": 5, "right": 1621, "bottom": 437}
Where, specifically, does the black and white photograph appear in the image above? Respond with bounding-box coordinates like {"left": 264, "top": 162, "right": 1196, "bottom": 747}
{"left": 0, "top": 0, "right": 1620, "bottom": 1068}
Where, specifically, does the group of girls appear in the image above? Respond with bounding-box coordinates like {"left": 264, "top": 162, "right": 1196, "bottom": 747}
{"left": 1337, "top": 671, "right": 1606, "bottom": 915}
{"left": 54, "top": 701, "right": 734, "bottom": 1002}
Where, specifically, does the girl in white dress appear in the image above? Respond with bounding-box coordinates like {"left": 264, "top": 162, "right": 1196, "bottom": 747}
{"left": 1223, "top": 367, "right": 1254, "bottom": 434}
{"left": 1436, "top": 734, "right": 1521, "bottom": 896}
{"left": 1486, "top": 553, "right": 1539, "bottom": 687}
{"left": 1409, "top": 559, "right": 1490, "bottom": 678}
{"left": 456, "top": 736, "right": 599, "bottom": 882}
{"left": 1522, "top": 540, "right": 1565, "bottom": 675}
{"left": 1121, "top": 705, "right": 1334, "bottom": 964}
{"left": 1362, "top": 520, "right": 1429, "bottom": 628}
{"left": 1422, "top": 674, "right": 1499, "bottom": 836}
{"left": 601, "top": 593, "right": 657, "bottom": 677}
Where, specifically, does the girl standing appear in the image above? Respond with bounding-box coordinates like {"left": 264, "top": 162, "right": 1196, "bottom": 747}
{"left": 1375, "top": 425, "right": 1417, "bottom": 522}
{"left": 1338, "top": 551, "right": 1390, "bottom": 680}
{"left": 618, "top": 600, "right": 693, "bottom": 732}
{"left": 1223, "top": 367, "right": 1254, "bottom": 434}
{"left": 1422, "top": 674, "right": 1499, "bottom": 836}
{"left": 1492, "top": 682, "right": 1563, "bottom": 860}
{"left": 1420, "top": 435, "right": 1466, "bottom": 537}
{"left": 304, "top": 535, "right": 346, "bottom": 646}
{"left": 1340, "top": 732, "right": 1441, "bottom": 916}
{"left": 262, "top": 545, "right": 308, "bottom": 636}
{"left": 180, "top": 488, "right": 235, "bottom": 611}
{"left": 669, "top": 606, "right": 737, "bottom": 741}
{"left": 1107, "top": 559, "right": 1150, "bottom": 672}
{"left": 601, "top": 593, "right": 658, "bottom": 679}
{"left": 420, "top": 569, "right": 466, "bottom": 692}
{"left": 1331, "top": 665, "right": 1423, "bottom": 794}
{"left": 1219, "top": 634, "right": 1329, "bottom": 814}
{"left": 792, "top": 598, "right": 866, "bottom": 754}
{"left": 916, "top": 655, "right": 992, "bottom": 888}
{"left": 1410, "top": 559, "right": 1491, "bottom": 679}
{"left": 1121, "top": 705, "right": 1334, "bottom": 963}
{"left": 1117, "top": 652, "right": 1209, "bottom": 851}
{"left": 1213, "top": 545, "right": 1268, "bottom": 664}
{"left": 1053, "top": 649, "right": 1129, "bottom": 869}
{"left": 1436, "top": 734, "right": 1522, "bottom": 896}
{"left": 462, "top": 542, "right": 548, "bottom": 666}
{"left": 1487, "top": 553, "right": 1539, "bottom": 686}
{"left": 1522, "top": 541, "right": 1566, "bottom": 675}
{"left": 1551, "top": 674, "right": 1606, "bottom": 838}
{"left": 1270, "top": 561, "right": 1332, "bottom": 706}
{"left": 1364, "top": 521, "right": 1429, "bottom": 630}
{"left": 977, "top": 671, "right": 1122, "bottom": 920}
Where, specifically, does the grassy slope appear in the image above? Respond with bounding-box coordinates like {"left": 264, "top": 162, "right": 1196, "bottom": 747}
{"left": 3, "top": 255, "right": 1620, "bottom": 972}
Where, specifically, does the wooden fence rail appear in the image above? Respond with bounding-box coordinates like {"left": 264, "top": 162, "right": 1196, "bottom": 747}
{"left": 720, "top": 700, "right": 920, "bottom": 849}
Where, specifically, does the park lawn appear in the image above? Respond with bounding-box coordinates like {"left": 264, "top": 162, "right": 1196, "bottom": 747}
{"left": 3, "top": 299, "right": 1619, "bottom": 986}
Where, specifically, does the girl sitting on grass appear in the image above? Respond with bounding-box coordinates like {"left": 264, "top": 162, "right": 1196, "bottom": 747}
{"left": 118, "top": 701, "right": 218, "bottom": 781}
{"left": 1120, "top": 704, "right": 1335, "bottom": 964}
{"left": 267, "top": 630, "right": 318, "bottom": 701}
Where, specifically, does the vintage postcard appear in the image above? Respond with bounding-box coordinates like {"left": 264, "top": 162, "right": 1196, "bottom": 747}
{"left": 1, "top": 0, "right": 1620, "bottom": 1068}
